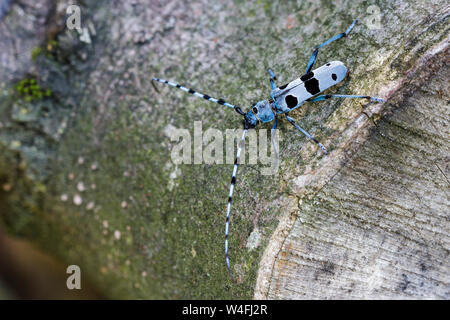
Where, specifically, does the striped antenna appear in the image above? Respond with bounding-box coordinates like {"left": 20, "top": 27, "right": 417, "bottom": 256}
{"left": 225, "top": 128, "right": 248, "bottom": 282}
{"left": 152, "top": 78, "right": 246, "bottom": 116}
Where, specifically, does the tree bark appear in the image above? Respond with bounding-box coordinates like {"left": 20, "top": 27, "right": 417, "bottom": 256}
{"left": 0, "top": 0, "right": 448, "bottom": 299}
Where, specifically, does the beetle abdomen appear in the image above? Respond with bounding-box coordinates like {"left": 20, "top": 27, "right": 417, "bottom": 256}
{"left": 271, "top": 61, "right": 348, "bottom": 112}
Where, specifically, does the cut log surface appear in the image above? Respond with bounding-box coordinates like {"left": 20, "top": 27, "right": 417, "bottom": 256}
{"left": 0, "top": 0, "right": 448, "bottom": 299}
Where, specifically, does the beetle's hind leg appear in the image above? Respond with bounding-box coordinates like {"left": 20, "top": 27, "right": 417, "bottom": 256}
{"left": 305, "top": 19, "right": 357, "bottom": 74}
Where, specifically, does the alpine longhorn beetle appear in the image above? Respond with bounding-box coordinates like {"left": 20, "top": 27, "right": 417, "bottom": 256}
{"left": 152, "top": 19, "right": 384, "bottom": 282}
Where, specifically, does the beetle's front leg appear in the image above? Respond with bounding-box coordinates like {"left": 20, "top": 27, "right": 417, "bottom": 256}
{"left": 267, "top": 68, "right": 278, "bottom": 90}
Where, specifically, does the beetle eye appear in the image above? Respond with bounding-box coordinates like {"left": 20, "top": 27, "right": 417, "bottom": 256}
{"left": 252, "top": 107, "right": 258, "bottom": 114}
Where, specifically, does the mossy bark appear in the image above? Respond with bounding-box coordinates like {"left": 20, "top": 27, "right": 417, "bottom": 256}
{"left": 0, "top": 0, "right": 448, "bottom": 299}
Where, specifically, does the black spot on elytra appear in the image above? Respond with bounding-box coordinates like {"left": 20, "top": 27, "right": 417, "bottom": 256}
{"left": 304, "top": 78, "right": 320, "bottom": 95}
{"left": 285, "top": 95, "right": 298, "bottom": 108}
{"left": 279, "top": 83, "right": 288, "bottom": 90}
{"left": 300, "top": 71, "right": 314, "bottom": 81}
{"left": 332, "top": 73, "right": 337, "bottom": 81}
{"left": 326, "top": 63, "right": 331, "bottom": 66}
{"left": 252, "top": 107, "right": 258, "bottom": 114}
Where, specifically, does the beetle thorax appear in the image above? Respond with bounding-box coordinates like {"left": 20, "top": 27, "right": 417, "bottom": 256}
{"left": 270, "top": 61, "right": 348, "bottom": 113}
